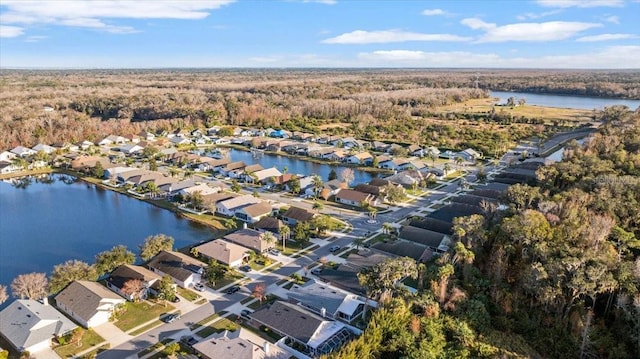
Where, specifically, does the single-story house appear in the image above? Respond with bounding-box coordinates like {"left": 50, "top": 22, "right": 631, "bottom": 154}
{"left": 98, "top": 135, "right": 127, "bottom": 146}
{"left": 70, "top": 156, "right": 112, "bottom": 172}
{"left": 55, "top": 281, "right": 126, "bottom": 328}
{"left": 252, "top": 167, "right": 283, "bottom": 184}
{"left": 251, "top": 216, "right": 285, "bottom": 238}
{"left": 345, "top": 152, "right": 373, "bottom": 165}
{"left": 0, "top": 161, "right": 21, "bottom": 174}
{"left": 76, "top": 140, "right": 95, "bottom": 150}
{"left": 408, "top": 145, "right": 423, "bottom": 157}
{"left": 194, "top": 239, "right": 249, "bottom": 267}
{"left": 398, "top": 225, "right": 452, "bottom": 253}
{"left": 372, "top": 141, "right": 390, "bottom": 152}
{"left": 0, "top": 150, "right": 16, "bottom": 162}
{"left": 139, "top": 131, "right": 156, "bottom": 141}
{"left": 146, "top": 250, "right": 206, "bottom": 288}
{"left": 0, "top": 299, "right": 77, "bottom": 354}
{"left": 118, "top": 143, "right": 144, "bottom": 155}
{"left": 335, "top": 189, "right": 376, "bottom": 207}
{"left": 457, "top": 148, "right": 482, "bottom": 162}
{"left": 218, "top": 161, "right": 247, "bottom": 176}
{"left": 288, "top": 279, "right": 371, "bottom": 322}
{"left": 379, "top": 158, "right": 409, "bottom": 170}
{"left": 353, "top": 183, "right": 382, "bottom": 196}
{"left": 170, "top": 136, "right": 191, "bottom": 146}
{"left": 281, "top": 206, "right": 315, "bottom": 226}
{"left": 216, "top": 194, "right": 260, "bottom": 217}
{"left": 105, "top": 264, "right": 161, "bottom": 301}
{"left": 10, "top": 146, "right": 37, "bottom": 157}
{"left": 224, "top": 228, "right": 275, "bottom": 253}
{"left": 192, "top": 329, "right": 289, "bottom": 359}
{"left": 249, "top": 301, "right": 355, "bottom": 357}
{"left": 234, "top": 202, "right": 273, "bottom": 223}
{"left": 179, "top": 183, "right": 221, "bottom": 197}
{"left": 32, "top": 143, "right": 56, "bottom": 154}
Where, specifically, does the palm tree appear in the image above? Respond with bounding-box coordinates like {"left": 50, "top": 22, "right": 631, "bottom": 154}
{"left": 311, "top": 174, "right": 323, "bottom": 199}
{"left": 262, "top": 231, "right": 277, "bottom": 250}
{"left": 278, "top": 225, "right": 290, "bottom": 252}
{"left": 368, "top": 207, "right": 377, "bottom": 221}
{"left": 454, "top": 156, "right": 464, "bottom": 170}
{"left": 443, "top": 163, "right": 452, "bottom": 175}
{"left": 312, "top": 201, "right": 324, "bottom": 213}
{"left": 382, "top": 222, "right": 394, "bottom": 235}
{"left": 428, "top": 149, "right": 438, "bottom": 166}
{"left": 223, "top": 218, "right": 237, "bottom": 230}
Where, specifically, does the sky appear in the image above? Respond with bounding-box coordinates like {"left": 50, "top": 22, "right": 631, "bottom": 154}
{"left": 0, "top": 0, "right": 639, "bottom": 69}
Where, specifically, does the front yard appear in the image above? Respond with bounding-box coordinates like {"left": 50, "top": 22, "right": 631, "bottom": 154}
{"left": 212, "top": 270, "right": 245, "bottom": 290}
{"left": 177, "top": 287, "right": 201, "bottom": 302}
{"left": 54, "top": 329, "right": 105, "bottom": 358}
{"left": 113, "top": 301, "right": 172, "bottom": 332}
{"left": 195, "top": 317, "right": 240, "bottom": 338}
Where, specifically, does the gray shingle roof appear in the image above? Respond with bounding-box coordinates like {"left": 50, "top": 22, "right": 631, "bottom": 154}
{"left": 106, "top": 264, "right": 161, "bottom": 290}
{"left": 250, "top": 301, "right": 324, "bottom": 344}
{"left": 146, "top": 251, "right": 205, "bottom": 282}
{"left": 55, "top": 281, "right": 125, "bottom": 324}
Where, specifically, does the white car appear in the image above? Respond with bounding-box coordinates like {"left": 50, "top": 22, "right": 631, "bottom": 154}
{"left": 329, "top": 245, "right": 341, "bottom": 252}
{"left": 194, "top": 283, "right": 205, "bottom": 292}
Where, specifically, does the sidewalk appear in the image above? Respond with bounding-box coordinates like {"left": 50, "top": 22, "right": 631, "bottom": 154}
{"left": 93, "top": 322, "right": 133, "bottom": 347}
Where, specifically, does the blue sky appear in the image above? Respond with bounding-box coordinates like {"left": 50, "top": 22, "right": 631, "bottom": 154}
{"left": 0, "top": 0, "right": 639, "bottom": 68}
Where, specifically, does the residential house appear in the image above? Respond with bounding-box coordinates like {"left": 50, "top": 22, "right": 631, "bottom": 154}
{"left": 398, "top": 225, "right": 452, "bottom": 253}
{"left": 216, "top": 194, "right": 260, "bottom": 217}
{"left": 424, "top": 146, "right": 441, "bottom": 158}
{"left": 146, "top": 250, "right": 206, "bottom": 288}
{"left": 139, "top": 131, "right": 156, "bottom": 141}
{"left": 0, "top": 161, "right": 21, "bottom": 174}
{"left": 385, "top": 143, "right": 403, "bottom": 154}
{"left": 288, "top": 279, "right": 371, "bottom": 322}
{"left": 118, "top": 143, "right": 144, "bottom": 155}
{"left": 345, "top": 152, "right": 373, "bottom": 165}
{"left": 124, "top": 134, "right": 140, "bottom": 143}
{"left": 207, "top": 126, "right": 221, "bottom": 136}
{"left": 457, "top": 148, "right": 482, "bottom": 162}
{"left": 385, "top": 170, "right": 431, "bottom": 188}
{"left": 249, "top": 301, "right": 355, "bottom": 357}
{"left": 10, "top": 146, "right": 36, "bottom": 157}
{"left": 70, "top": 156, "right": 112, "bottom": 173}
{"left": 237, "top": 163, "right": 264, "bottom": 181}
{"left": 321, "top": 179, "right": 349, "bottom": 199}
{"left": 374, "top": 155, "right": 391, "bottom": 165}
{"left": 409, "top": 217, "right": 454, "bottom": 236}
{"left": 340, "top": 137, "right": 360, "bottom": 149}
{"left": 252, "top": 167, "right": 282, "bottom": 184}
{"left": 194, "top": 239, "right": 249, "bottom": 267}
{"left": 98, "top": 135, "right": 127, "bottom": 146}
{"left": 0, "top": 150, "right": 16, "bottom": 162}
{"left": 55, "top": 281, "right": 126, "bottom": 328}
{"left": 269, "top": 129, "right": 288, "bottom": 138}
{"left": 329, "top": 136, "right": 343, "bottom": 147}
{"left": 335, "top": 189, "right": 376, "bottom": 207}
{"left": 324, "top": 150, "right": 348, "bottom": 162}
{"left": 179, "top": 183, "right": 221, "bottom": 197}
{"left": 272, "top": 173, "right": 295, "bottom": 190}
{"left": 170, "top": 136, "right": 191, "bottom": 146}
{"left": 251, "top": 216, "right": 285, "bottom": 238}
{"left": 52, "top": 142, "right": 79, "bottom": 152}
{"left": 281, "top": 206, "right": 315, "bottom": 226}
{"left": 32, "top": 143, "right": 56, "bottom": 154}
{"left": 224, "top": 228, "right": 275, "bottom": 253}
{"left": 372, "top": 141, "right": 390, "bottom": 152}
{"left": 371, "top": 240, "right": 433, "bottom": 262}
{"left": 218, "top": 161, "right": 247, "bottom": 176}
{"left": 200, "top": 157, "right": 231, "bottom": 172}
{"left": 353, "top": 183, "right": 382, "bottom": 197}
{"left": 105, "top": 264, "right": 161, "bottom": 300}
{"left": 378, "top": 158, "right": 409, "bottom": 170}
{"left": 201, "top": 192, "right": 236, "bottom": 209}
{"left": 427, "top": 203, "right": 484, "bottom": 225}
{"left": 398, "top": 159, "right": 426, "bottom": 171}
{"left": 0, "top": 299, "right": 77, "bottom": 354}
{"left": 408, "top": 144, "right": 424, "bottom": 157}
{"left": 314, "top": 250, "right": 394, "bottom": 295}
{"left": 308, "top": 147, "right": 334, "bottom": 159}
{"left": 235, "top": 202, "right": 273, "bottom": 223}
{"left": 192, "top": 329, "right": 289, "bottom": 359}
{"left": 76, "top": 140, "right": 95, "bottom": 150}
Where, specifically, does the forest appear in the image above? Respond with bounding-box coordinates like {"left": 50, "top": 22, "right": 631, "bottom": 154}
{"left": 324, "top": 108, "right": 640, "bottom": 359}
{"left": 1, "top": 69, "right": 635, "bottom": 156}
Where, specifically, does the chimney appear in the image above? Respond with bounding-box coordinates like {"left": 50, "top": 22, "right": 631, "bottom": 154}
{"left": 263, "top": 342, "right": 270, "bottom": 354}
{"left": 320, "top": 307, "right": 326, "bottom": 318}
{"left": 243, "top": 222, "right": 247, "bottom": 229}
{"left": 42, "top": 297, "right": 49, "bottom": 306}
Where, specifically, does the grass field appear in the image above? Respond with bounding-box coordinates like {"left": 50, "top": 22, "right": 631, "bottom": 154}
{"left": 54, "top": 330, "right": 105, "bottom": 358}
{"left": 114, "top": 301, "right": 171, "bottom": 332}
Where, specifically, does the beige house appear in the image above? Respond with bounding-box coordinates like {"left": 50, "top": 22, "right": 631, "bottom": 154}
{"left": 224, "top": 228, "right": 275, "bottom": 253}
{"left": 195, "top": 239, "right": 249, "bottom": 267}
{"left": 55, "top": 281, "right": 126, "bottom": 328}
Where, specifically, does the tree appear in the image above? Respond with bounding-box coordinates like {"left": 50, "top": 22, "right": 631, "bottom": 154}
{"left": 293, "top": 222, "right": 310, "bottom": 243}
{"left": 506, "top": 96, "right": 516, "bottom": 107}
{"left": 354, "top": 236, "right": 365, "bottom": 250}
{"left": 223, "top": 218, "right": 238, "bottom": 230}
{"left": 156, "top": 275, "right": 176, "bottom": 305}
{"left": 10, "top": 273, "right": 48, "bottom": 300}
{"left": 231, "top": 180, "right": 241, "bottom": 193}
{"left": 427, "top": 149, "right": 439, "bottom": 166}
{"left": 311, "top": 174, "right": 323, "bottom": 199}
{"left": 94, "top": 245, "right": 135, "bottom": 277}
{"left": 0, "top": 285, "right": 7, "bottom": 304}
{"left": 163, "top": 342, "right": 180, "bottom": 356}
{"left": 92, "top": 161, "right": 104, "bottom": 179}
{"left": 139, "top": 234, "right": 174, "bottom": 261}
{"left": 476, "top": 166, "right": 487, "bottom": 183}
{"left": 204, "top": 260, "right": 227, "bottom": 286}
{"left": 50, "top": 260, "right": 97, "bottom": 293}
{"left": 443, "top": 163, "right": 452, "bottom": 175}
{"left": 340, "top": 168, "right": 355, "bottom": 186}
{"left": 252, "top": 283, "right": 267, "bottom": 304}
{"left": 121, "top": 279, "right": 145, "bottom": 301}
{"left": 384, "top": 184, "right": 407, "bottom": 204}
{"left": 289, "top": 176, "right": 301, "bottom": 194}
{"left": 328, "top": 168, "right": 338, "bottom": 181}
{"left": 262, "top": 231, "right": 277, "bottom": 246}
{"left": 382, "top": 222, "right": 394, "bottom": 235}
{"left": 279, "top": 225, "right": 290, "bottom": 251}
{"left": 70, "top": 328, "right": 84, "bottom": 348}
{"left": 312, "top": 201, "right": 324, "bottom": 213}
{"left": 187, "top": 190, "right": 204, "bottom": 210}
{"left": 358, "top": 257, "right": 418, "bottom": 302}
{"left": 454, "top": 156, "right": 464, "bottom": 170}
{"left": 311, "top": 215, "right": 338, "bottom": 236}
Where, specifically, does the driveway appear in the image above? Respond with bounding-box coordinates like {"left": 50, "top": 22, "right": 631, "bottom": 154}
{"left": 93, "top": 322, "right": 133, "bottom": 347}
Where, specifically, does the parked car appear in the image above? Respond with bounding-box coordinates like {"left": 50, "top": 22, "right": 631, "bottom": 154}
{"left": 311, "top": 268, "right": 322, "bottom": 275}
{"left": 268, "top": 248, "right": 281, "bottom": 256}
{"left": 170, "top": 295, "right": 180, "bottom": 303}
{"left": 240, "top": 309, "right": 253, "bottom": 319}
{"left": 226, "top": 285, "right": 241, "bottom": 294}
{"left": 194, "top": 283, "right": 205, "bottom": 292}
{"left": 163, "top": 313, "right": 180, "bottom": 323}
{"left": 181, "top": 335, "right": 198, "bottom": 346}
{"left": 329, "top": 245, "right": 341, "bottom": 252}
{"left": 239, "top": 265, "right": 252, "bottom": 272}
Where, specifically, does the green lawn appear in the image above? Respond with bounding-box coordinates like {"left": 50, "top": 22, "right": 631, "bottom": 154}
{"left": 195, "top": 317, "right": 240, "bottom": 338}
{"left": 190, "top": 311, "right": 227, "bottom": 330}
{"left": 54, "top": 329, "right": 105, "bottom": 358}
{"left": 114, "top": 301, "right": 170, "bottom": 332}
{"left": 130, "top": 320, "right": 163, "bottom": 336}
{"left": 247, "top": 295, "right": 277, "bottom": 310}
{"left": 212, "top": 270, "right": 245, "bottom": 290}
{"left": 177, "top": 287, "right": 201, "bottom": 302}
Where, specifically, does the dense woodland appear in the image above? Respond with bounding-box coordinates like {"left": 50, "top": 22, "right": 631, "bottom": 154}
{"left": 2, "top": 69, "right": 636, "bottom": 156}
{"left": 325, "top": 109, "right": 640, "bottom": 359}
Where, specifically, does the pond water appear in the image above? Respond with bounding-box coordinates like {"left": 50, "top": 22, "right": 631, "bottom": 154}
{"left": 221, "top": 148, "right": 378, "bottom": 184}
{"left": 0, "top": 174, "right": 214, "bottom": 289}
{"left": 491, "top": 91, "right": 640, "bottom": 110}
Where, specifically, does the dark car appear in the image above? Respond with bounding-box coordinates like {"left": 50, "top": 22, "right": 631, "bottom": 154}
{"left": 181, "top": 335, "right": 198, "bottom": 346}
{"left": 329, "top": 245, "right": 341, "bottom": 252}
{"left": 163, "top": 313, "right": 180, "bottom": 323}
{"left": 226, "top": 285, "right": 241, "bottom": 294}
{"left": 240, "top": 309, "right": 253, "bottom": 319}
{"left": 311, "top": 268, "right": 322, "bottom": 275}
{"left": 239, "top": 265, "right": 252, "bottom": 272}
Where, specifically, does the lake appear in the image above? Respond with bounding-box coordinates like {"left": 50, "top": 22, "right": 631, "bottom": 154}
{"left": 491, "top": 91, "right": 640, "bottom": 110}
{"left": 222, "top": 148, "right": 378, "bottom": 184}
{"left": 0, "top": 174, "right": 214, "bottom": 289}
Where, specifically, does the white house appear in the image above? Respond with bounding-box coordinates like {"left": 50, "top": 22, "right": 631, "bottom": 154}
{"left": 346, "top": 152, "right": 373, "bottom": 165}
{"left": 252, "top": 167, "right": 282, "bottom": 184}
{"left": 118, "top": 143, "right": 144, "bottom": 155}
{"left": 234, "top": 202, "right": 273, "bottom": 223}
{"left": 216, "top": 194, "right": 260, "bottom": 217}
{"left": 98, "top": 135, "right": 127, "bottom": 146}
{"left": 0, "top": 299, "right": 77, "bottom": 354}
{"left": 0, "top": 161, "right": 22, "bottom": 174}
{"left": 0, "top": 150, "right": 17, "bottom": 162}
{"left": 288, "top": 279, "right": 374, "bottom": 322}
{"left": 32, "top": 143, "right": 56, "bottom": 154}
{"left": 179, "top": 183, "right": 221, "bottom": 197}
{"left": 10, "top": 146, "right": 37, "bottom": 157}
{"left": 147, "top": 251, "right": 206, "bottom": 288}
{"left": 55, "top": 281, "right": 126, "bottom": 328}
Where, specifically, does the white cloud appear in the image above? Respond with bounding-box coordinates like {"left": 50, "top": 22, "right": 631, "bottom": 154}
{"left": 322, "top": 29, "right": 471, "bottom": 44}
{"left": 0, "top": 25, "right": 24, "bottom": 37}
{"left": 0, "top": 0, "right": 235, "bottom": 35}
{"left": 516, "top": 9, "right": 562, "bottom": 21}
{"left": 422, "top": 9, "right": 445, "bottom": 16}
{"left": 536, "top": 0, "right": 623, "bottom": 8}
{"left": 576, "top": 33, "right": 638, "bottom": 41}
{"left": 356, "top": 46, "right": 640, "bottom": 68}
{"left": 248, "top": 56, "right": 282, "bottom": 63}
{"left": 301, "top": 0, "right": 337, "bottom": 4}
{"left": 25, "top": 35, "right": 47, "bottom": 42}
{"left": 604, "top": 15, "right": 619, "bottom": 24}
{"left": 461, "top": 18, "right": 601, "bottom": 42}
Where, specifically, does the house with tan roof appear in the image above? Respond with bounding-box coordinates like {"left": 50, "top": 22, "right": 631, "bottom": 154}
{"left": 55, "top": 281, "right": 126, "bottom": 328}
{"left": 224, "top": 228, "right": 275, "bottom": 253}
{"left": 335, "top": 189, "right": 376, "bottom": 207}
{"left": 216, "top": 194, "right": 261, "bottom": 217}
{"left": 346, "top": 152, "right": 373, "bottom": 165}
{"left": 0, "top": 299, "right": 78, "bottom": 354}
{"left": 235, "top": 202, "right": 273, "bottom": 223}
{"left": 282, "top": 206, "right": 315, "bottom": 226}
{"left": 194, "top": 239, "right": 249, "bottom": 267}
